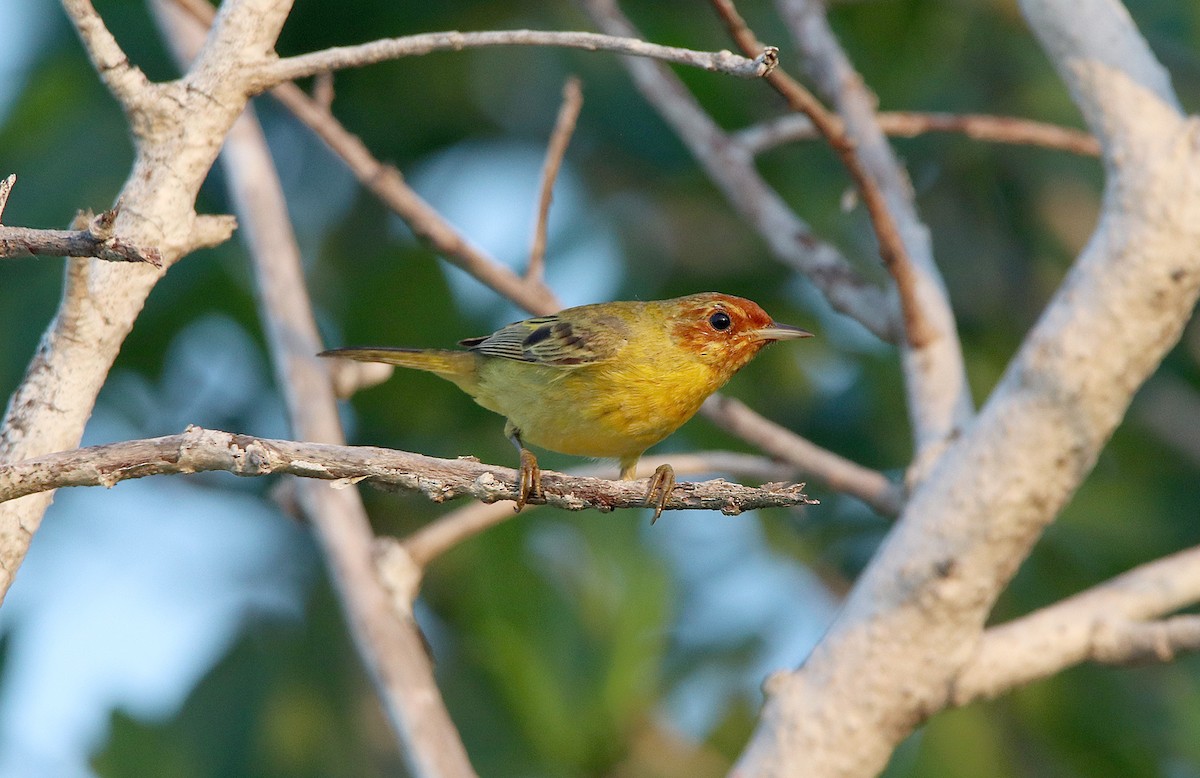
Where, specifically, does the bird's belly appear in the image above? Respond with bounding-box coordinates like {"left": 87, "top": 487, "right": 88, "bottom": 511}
{"left": 473, "top": 360, "right": 715, "bottom": 459}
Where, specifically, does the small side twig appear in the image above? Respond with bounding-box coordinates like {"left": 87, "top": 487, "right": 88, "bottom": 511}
{"left": 702, "top": 394, "right": 903, "bottom": 516}
{"left": 952, "top": 545, "right": 1200, "bottom": 704}
{"left": 0, "top": 174, "right": 15, "bottom": 221}
{"left": 734, "top": 111, "right": 1101, "bottom": 158}
{"left": 527, "top": 76, "right": 584, "bottom": 283}
{"left": 0, "top": 426, "right": 817, "bottom": 516}
{"left": 0, "top": 197, "right": 163, "bottom": 266}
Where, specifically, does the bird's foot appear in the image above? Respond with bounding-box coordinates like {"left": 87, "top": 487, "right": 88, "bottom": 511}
{"left": 646, "top": 464, "right": 675, "bottom": 523}
{"left": 515, "top": 448, "right": 543, "bottom": 511}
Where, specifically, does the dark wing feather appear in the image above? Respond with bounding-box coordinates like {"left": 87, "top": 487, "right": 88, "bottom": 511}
{"left": 458, "top": 313, "right": 626, "bottom": 366}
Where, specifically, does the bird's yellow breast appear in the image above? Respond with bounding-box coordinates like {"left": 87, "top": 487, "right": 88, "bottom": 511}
{"left": 468, "top": 345, "right": 721, "bottom": 460}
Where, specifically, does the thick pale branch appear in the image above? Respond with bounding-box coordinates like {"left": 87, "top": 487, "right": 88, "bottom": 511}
{"left": 578, "top": 0, "right": 899, "bottom": 342}
{"left": 735, "top": 111, "right": 1101, "bottom": 157}
{"left": 257, "top": 30, "right": 778, "bottom": 90}
{"left": 953, "top": 546, "right": 1200, "bottom": 703}
{"left": 735, "top": 1, "right": 1200, "bottom": 774}
{"left": 0, "top": 427, "right": 816, "bottom": 516}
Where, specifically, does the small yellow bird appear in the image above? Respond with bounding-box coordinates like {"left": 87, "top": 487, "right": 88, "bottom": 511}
{"left": 320, "top": 292, "right": 811, "bottom": 517}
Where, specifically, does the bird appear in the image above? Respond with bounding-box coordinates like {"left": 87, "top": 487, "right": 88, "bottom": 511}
{"left": 319, "top": 292, "right": 811, "bottom": 519}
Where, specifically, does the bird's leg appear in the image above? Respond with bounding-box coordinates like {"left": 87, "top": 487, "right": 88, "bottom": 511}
{"left": 620, "top": 457, "right": 675, "bottom": 523}
{"left": 506, "top": 422, "right": 542, "bottom": 511}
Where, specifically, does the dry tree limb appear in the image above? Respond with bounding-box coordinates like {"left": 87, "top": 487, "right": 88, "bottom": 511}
{"left": 527, "top": 76, "right": 584, "bottom": 283}
{"left": 773, "top": 0, "right": 973, "bottom": 472}
{"left": 710, "top": 0, "right": 933, "bottom": 350}
{"left": 578, "top": 0, "right": 898, "bottom": 342}
{"left": 735, "top": 111, "right": 1101, "bottom": 157}
{"left": 0, "top": 194, "right": 163, "bottom": 266}
{"left": 0, "top": 426, "right": 817, "bottom": 516}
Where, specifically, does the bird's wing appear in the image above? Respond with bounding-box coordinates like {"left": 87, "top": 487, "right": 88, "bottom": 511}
{"left": 459, "top": 313, "right": 626, "bottom": 366}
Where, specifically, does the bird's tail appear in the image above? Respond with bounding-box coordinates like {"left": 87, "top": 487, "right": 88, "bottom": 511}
{"left": 319, "top": 347, "right": 476, "bottom": 380}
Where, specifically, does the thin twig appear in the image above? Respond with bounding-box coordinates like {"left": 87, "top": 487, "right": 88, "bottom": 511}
{"left": 171, "top": 0, "right": 563, "bottom": 317}
{"left": 0, "top": 426, "right": 817, "bottom": 516}
{"left": 710, "top": 0, "right": 932, "bottom": 349}
{"left": 702, "top": 395, "right": 903, "bottom": 516}
{"left": 256, "top": 30, "right": 778, "bottom": 91}
{"left": 0, "top": 199, "right": 163, "bottom": 266}
{"left": 578, "top": 0, "right": 898, "bottom": 341}
{"left": 735, "top": 111, "right": 1101, "bottom": 157}
{"left": 527, "top": 76, "right": 583, "bottom": 283}
{"left": 401, "top": 451, "right": 803, "bottom": 570}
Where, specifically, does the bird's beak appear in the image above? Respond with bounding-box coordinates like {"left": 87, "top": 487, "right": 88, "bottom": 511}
{"left": 753, "top": 322, "right": 814, "bottom": 342}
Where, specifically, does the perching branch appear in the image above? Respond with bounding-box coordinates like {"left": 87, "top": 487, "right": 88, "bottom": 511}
{"left": 255, "top": 29, "right": 778, "bottom": 91}
{"left": 734, "top": 111, "right": 1101, "bottom": 157}
{"left": 0, "top": 426, "right": 817, "bottom": 516}
{"left": 400, "top": 451, "right": 803, "bottom": 572}
{"left": 0, "top": 189, "right": 163, "bottom": 266}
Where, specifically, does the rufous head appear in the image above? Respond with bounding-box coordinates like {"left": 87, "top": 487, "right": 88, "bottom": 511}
{"left": 666, "top": 292, "right": 812, "bottom": 376}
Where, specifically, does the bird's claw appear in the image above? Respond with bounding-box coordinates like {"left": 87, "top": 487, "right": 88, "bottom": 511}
{"left": 647, "top": 463, "right": 675, "bottom": 523}
{"left": 515, "top": 448, "right": 543, "bottom": 511}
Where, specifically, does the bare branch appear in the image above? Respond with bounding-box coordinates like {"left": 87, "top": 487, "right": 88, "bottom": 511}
{"left": 0, "top": 426, "right": 817, "bottom": 516}
{"left": 578, "top": 0, "right": 899, "bottom": 342}
{"left": 139, "top": 0, "right": 481, "bottom": 770}
{"left": 0, "top": 200, "right": 163, "bottom": 266}
{"left": 256, "top": 30, "right": 778, "bottom": 91}
{"left": 268, "top": 82, "right": 562, "bottom": 315}
{"left": 401, "top": 451, "right": 802, "bottom": 570}
{"left": 952, "top": 546, "right": 1200, "bottom": 704}
{"left": 735, "top": 111, "right": 1101, "bottom": 157}
{"left": 167, "top": 0, "right": 561, "bottom": 320}
{"left": 772, "top": 0, "right": 973, "bottom": 477}
{"left": 711, "top": 0, "right": 931, "bottom": 349}
{"left": 527, "top": 76, "right": 583, "bottom": 283}
{"left": 701, "top": 395, "right": 903, "bottom": 516}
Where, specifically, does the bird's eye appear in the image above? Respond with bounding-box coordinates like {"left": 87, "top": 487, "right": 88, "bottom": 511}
{"left": 709, "top": 311, "right": 732, "bottom": 331}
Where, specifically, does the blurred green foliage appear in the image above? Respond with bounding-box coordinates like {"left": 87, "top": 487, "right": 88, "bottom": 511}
{"left": 3, "top": 0, "right": 1200, "bottom": 775}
